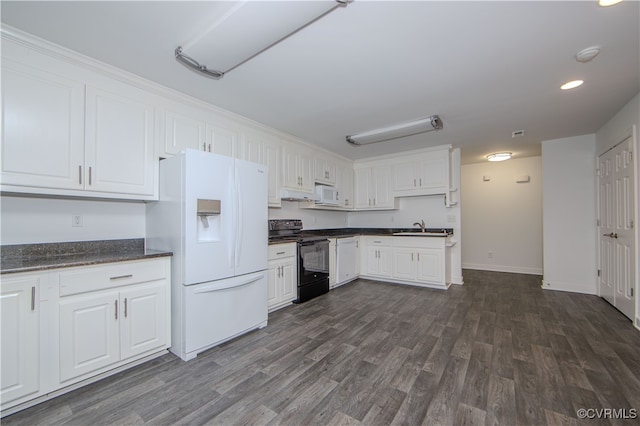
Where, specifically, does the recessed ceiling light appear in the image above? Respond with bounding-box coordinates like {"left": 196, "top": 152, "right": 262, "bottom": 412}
{"left": 561, "top": 80, "right": 584, "bottom": 90}
{"left": 487, "top": 152, "right": 512, "bottom": 162}
{"left": 598, "top": 0, "right": 623, "bottom": 6}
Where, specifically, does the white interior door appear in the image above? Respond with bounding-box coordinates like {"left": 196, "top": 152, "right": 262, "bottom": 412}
{"left": 598, "top": 136, "right": 636, "bottom": 320}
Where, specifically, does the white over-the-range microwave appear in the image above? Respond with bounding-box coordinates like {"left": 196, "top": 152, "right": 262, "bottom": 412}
{"left": 314, "top": 184, "right": 340, "bottom": 205}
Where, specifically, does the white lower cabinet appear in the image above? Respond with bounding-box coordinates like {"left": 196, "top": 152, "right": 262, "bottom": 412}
{"left": 360, "top": 236, "right": 449, "bottom": 289}
{"left": 268, "top": 244, "right": 297, "bottom": 312}
{"left": 59, "top": 281, "right": 167, "bottom": 382}
{"left": 362, "top": 237, "right": 393, "bottom": 278}
{"left": 0, "top": 273, "right": 42, "bottom": 407}
{"left": 0, "top": 258, "right": 171, "bottom": 415}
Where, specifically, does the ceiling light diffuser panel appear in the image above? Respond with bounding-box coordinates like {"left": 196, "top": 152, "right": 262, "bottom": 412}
{"left": 346, "top": 115, "right": 443, "bottom": 145}
{"left": 176, "top": 0, "right": 350, "bottom": 79}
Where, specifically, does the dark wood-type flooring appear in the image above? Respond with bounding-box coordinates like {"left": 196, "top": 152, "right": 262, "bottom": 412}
{"left": 5, "top": 270, "right": 640, "bottom": 425}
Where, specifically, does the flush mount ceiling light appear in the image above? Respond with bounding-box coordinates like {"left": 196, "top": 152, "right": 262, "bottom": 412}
{"left": 487, "top": 152, "right": 512, "bottom": 162}
{"left": 598, "top": 0, "right": 623, "bottom": 6}
{"left": 346, "top": 115, "right": 443, "bottom": 145}
{"left": 175, "top": 0, "right": 352, "bottom": 79}
{"left": 561, "top": 80, "right": 584, "bottom": 90}
{"left": 576, "top": 46, "right": 600, "bottom": 63}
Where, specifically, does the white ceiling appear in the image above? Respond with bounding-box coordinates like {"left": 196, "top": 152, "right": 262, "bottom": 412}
{"left": 2, "top": 1, "right": 638, "bottom": 164}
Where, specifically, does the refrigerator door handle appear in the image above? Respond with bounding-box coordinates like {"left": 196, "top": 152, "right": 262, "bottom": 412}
{"left": 192, "top": 273, "right": 265, "bottom": 293}
{"left": 229, "top": 166, "right": 237, "bottom": 268}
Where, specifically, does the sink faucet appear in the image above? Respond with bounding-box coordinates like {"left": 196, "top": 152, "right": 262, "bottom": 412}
{"left": 413, "top": 219, "right": 426, "bottom": 232}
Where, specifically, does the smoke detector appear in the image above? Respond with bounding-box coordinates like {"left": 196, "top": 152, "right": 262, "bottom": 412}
{"left": 576, "top": 46, "right": 600, "bottom": 63}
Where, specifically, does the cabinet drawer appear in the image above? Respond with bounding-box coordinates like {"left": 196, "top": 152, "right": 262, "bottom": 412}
{"left": 268, "top": 243, "right": 296, "bottom": 260}
{"left": 365, "top": 236, "right": 392, "bottom": 246}
{"left": 59, "top": 259, "right": 167, "bottom": 297}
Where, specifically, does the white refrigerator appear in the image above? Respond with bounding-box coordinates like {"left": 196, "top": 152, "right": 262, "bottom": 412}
{"left": 146, "top": 149, "right": 268, "bottom": 361}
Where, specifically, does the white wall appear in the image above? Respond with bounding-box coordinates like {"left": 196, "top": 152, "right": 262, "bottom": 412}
{"left": 268, "top": 201, "right": 348, "bottom": 230}
{"left": 461, "top": 156, "right": 543, "bottom": 275}
{"left": 541, "top": 134, "right": 597, "bottom": 294}
{"left": 0, "top": 195, "right": 145, "bottom": 244}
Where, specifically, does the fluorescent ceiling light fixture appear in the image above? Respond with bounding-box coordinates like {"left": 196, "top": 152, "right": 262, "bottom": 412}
{"left": 175, "top": 0, "right": 352, "bottom": 79}
{"left": 487, "top": 152, "right": 512, "bottom": 162}
{"left": 598, "top": 0, "right": 623, "bottom": 6}
{"left": 561, "top": 80, "right": 584, "bottom": 90}
{"left": 346, "top": 115, "right": 443, "bottom": 145}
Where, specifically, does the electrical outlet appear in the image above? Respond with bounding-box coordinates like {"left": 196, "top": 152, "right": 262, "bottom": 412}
{"left": 72, "top": 214, "right": 83, "bottom": 227}
{"left": 488, "top": 251, "right": 493, "bottom": 259}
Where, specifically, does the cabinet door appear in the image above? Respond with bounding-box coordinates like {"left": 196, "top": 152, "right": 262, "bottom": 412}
{"left": 59, "top": 291, "right": 120, "bottom": 382}
{"left": 393, "top": 248, "right": 416, "bottom": 280}
{"left": 1, "top": 58, "right": 85, "bottom": 190}
{"left": 239, "top": 131, "right": 262, "bottom": 163}
{"left": 267, "top": 263, "right": 279, "bottom": 308}
{"left": 163, "top": 109, "right": 206, "bottom": 156}
{"left": 372, "top": 165, "right": 393, "bottom": 208}
{"left": 264, "top": 140, "right": 282, "bottom": 207}
{"left": 1, "top": 274, "right": 40, "bottom": 404}
{"left": 354, "top": 168, "right": 372, "bottom": 209}
{"left": 299, "top": 150, "right": 315, "bottom": 192}
{"left": 393, "top": 161, "right": 419, "bottom": 192}
{"left": 418, "top": 151, "right": 449, "bottom": 192}
{"left": 337, "top": 165, "right": 354, "bottom": 208}
{"left": 282, "top": 147, "right": 300, "bottom": 190}
{"left": 210, "top": 122, "right": 239, "bottom": 158}
{"left": 280, "top": 260, "right": 296, "bottom": 303}
{"left": 120, "top": 282, "right": 167, "bottom": 360}
{"left": 85, "top": 84, "right": 155, "bottom": 197}
{"left": 416, "top": 248, "right": 444, "bottom": 284}
{"left": 378, "top": 246, "right": 393, "bottom": 278}
{"left": 365, "top": 245, "right": 380, "bottom": 276}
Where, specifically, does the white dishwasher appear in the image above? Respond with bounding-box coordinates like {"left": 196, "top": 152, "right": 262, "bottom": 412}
{"left": 336, "top": 237, "right": 358, "bottom": 286}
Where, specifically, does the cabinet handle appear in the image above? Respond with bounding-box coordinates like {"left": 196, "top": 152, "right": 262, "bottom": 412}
{"left": 203, "top": 142, "right": 206, "bottom": 151}
{"left": 124, "top": 298, "right": 128, "bottom": 318}
{"left": 208, "top": 143, "right": 212, "bottom": 152}
{"left": 417, "top": 253, "right": 420, "bottom": 261}
{"left": 368, "top": 199, "right": 372, "bottom": 206}
{"left": 414, "top": 178, "right": 416, "bottom": 187}
{"left": 276, "top": 251, "right": 285, "bottom": 255}
{"left": 88, "top": 167, "right": 92, "bottom": 186}
{"left": 115, "top": 300, "right": 118, "bottom": 320}
{"left": 419, "top": 178, "right": 422, "bottom": 186}
{"left": 79, "top": 165, "right": 83, "bottom": 185}
{"left": 373, "top": 198, "right": 376, "bottom": 206}
{"left": 110, "top": 274, "right": 133, "bottom": 280}
{"left": 411, "top": 253, "right": 414, "bottom": 261}
{"left": 31, "top": 286, "right": 36, "bottom": 311}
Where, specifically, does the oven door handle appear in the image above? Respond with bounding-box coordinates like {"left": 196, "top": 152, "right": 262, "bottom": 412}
{"left": 299, "top": 239, "right": 329, "bottom": 246}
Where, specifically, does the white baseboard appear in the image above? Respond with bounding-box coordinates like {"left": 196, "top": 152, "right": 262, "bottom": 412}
{"left": 462, "top": 263, "right": 543, "bottom": 275}
{"left": 451, "top": 275, "right": 464, "bottom": 285}
{"left": 541, "top": 279, "right": 597, "bottom": 295}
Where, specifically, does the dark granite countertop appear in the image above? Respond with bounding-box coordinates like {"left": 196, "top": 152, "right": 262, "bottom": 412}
{"left": 302, "top": 227, "right": 453, "bottom": 238}
{"left": 1, "top": 239, "right": 172, "bottom": 274}
{"left": 269, "top": 227, "right": 453, "bottom": 244}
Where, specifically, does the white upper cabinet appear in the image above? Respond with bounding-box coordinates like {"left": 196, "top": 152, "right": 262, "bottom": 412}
{"left": 1, "top": 49, "right": 85, "bottom": 191}
{"left": 161, "top": 107, "right": 207, "bottom": 156}
{"left": 336, "top": 164, "right": 354, "bottom": 209}
{"left": 84, "top": 82, "right": 156, "bottom": 197}
{"left": 207, "top": 119, "right": 239, "bottom": 158}
{"left": 1, "top": 36, "right": 157, "bottom": 200}
{"left": 354, "top": 164, "right": 395, "bottom": 210}
{"left": 283, "top": 142, "right": 314, "bottom": 193}
{"left": 314, "top": 156, "right": 337, "bottom": 186}
{"left": 392, "top": 147, "right": 450, "bottom": 196}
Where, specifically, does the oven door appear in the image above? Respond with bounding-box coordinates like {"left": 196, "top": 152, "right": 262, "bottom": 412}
{"left": 298, "top": 239, "right": 330, "bottom": 286}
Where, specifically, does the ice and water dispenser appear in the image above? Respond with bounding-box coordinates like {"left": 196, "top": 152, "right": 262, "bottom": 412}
{"left": 197, "top": 199, "right": 221, "bottom": 242}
